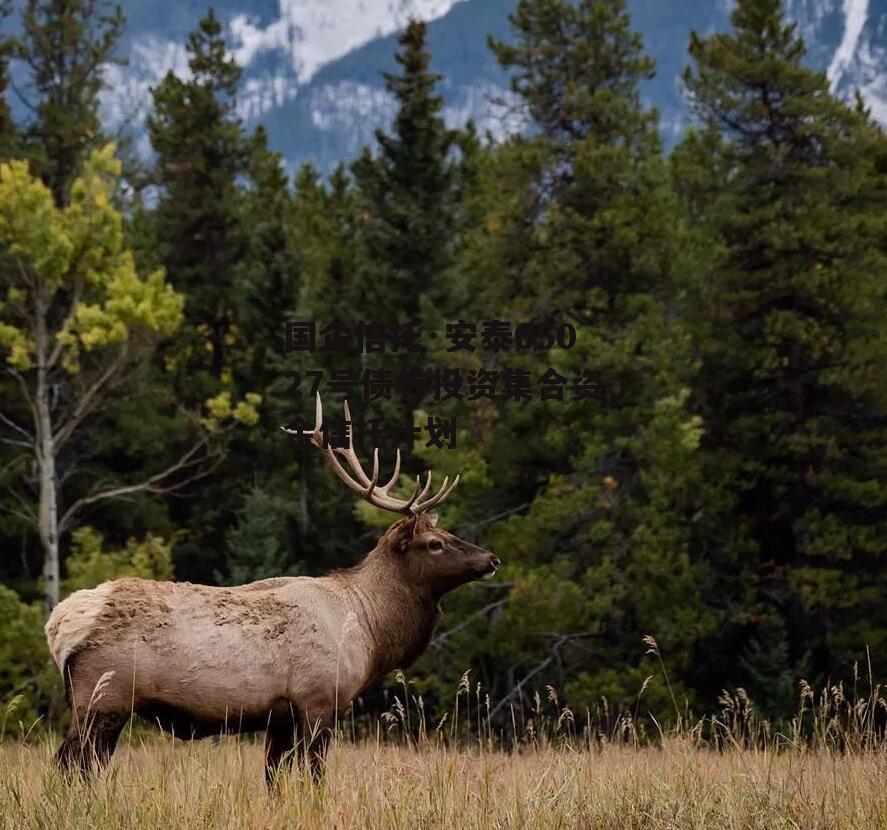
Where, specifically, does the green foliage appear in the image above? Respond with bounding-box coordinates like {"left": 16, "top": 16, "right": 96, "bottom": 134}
{"left": 147, "top": 8, "right": 252, "bottom": 383}
{"left": 2, "top": 0, "right": 887, "bottom": 734}
{"left": 13, "top": 0, "right": 124, "bottom": 205}
{"left": 0, "top": 143, "right": 189, "bottom": 609}
{"left": 61, "top": 526, "right": 174, "bottom": 596}
{"left": 222, "top": 487, "right": 301, "bottom": 585}
{"left": 352, "top": 18, "right": 459, "bottom": 317}
{"left": 0, "top": 585, "right": 55, "bottom": 729}
{"left": 408, "top": 0, "right": 718, "bottom": 716}
{"left": 143, "top": 10, "right": 298, "bottom": 584}
{"left": 678, "top": 0, "right": 887, "bottom": 686}
{"left": 739, "top": 611, "right": 806, "bottom": 720}
{"left": 0, "top": 145, "right": 183, "bottom": 373}
{"left": 489, "top": 0, "right": 657, "bottom": 145}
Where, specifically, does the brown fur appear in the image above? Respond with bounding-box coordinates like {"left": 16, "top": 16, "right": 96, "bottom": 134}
{"left": 46, "top": 513, "right": 499, "bottom": 785}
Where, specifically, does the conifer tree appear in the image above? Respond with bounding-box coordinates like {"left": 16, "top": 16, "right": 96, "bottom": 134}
{"left": 0, "top": 0, "right": 17, "bottom": 161}
{"left": 349, "top": 19, "right": 464, "bottom": 458}
{"left": 424, "top": 0, "right": 717, "bottom": 712}
{"left": 147, "top": 8, "right": 250, "bottom": 384}
{"left": 352, "top": 18, "right": 458, "bottom": 318}
{"left": 680, "top": 0, "right": 887, "bottom": 679}
{"left": 13, "top": 0, "right": 124, "bottom": 205}
{"left": 144, "top": 11, "right": 299, "bottom": 584}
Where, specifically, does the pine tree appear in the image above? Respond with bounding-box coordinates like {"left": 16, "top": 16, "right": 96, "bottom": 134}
{"left": 680, "top": 0, "right": 887, "bottom": 678}
{"left": 346, "top": 19, "right": 466, "bottom": 459}
{"left": 234, "top": 126, "right": 298, "bottom": 385}
{"left": 421, "top": 0, "right": 718, "bottom": 713}
{"left": 222, "top": 486, "right": 298, "bottom": 585}
{"left": 13, "top": 0, "right": 124, "bottom": 205}
{"left": 144, "top": 11, "right": 289, "bottom": 584}
{"left": 739, "top": 611, "right": 805, "bottom": 720}
{"left": 352, "top": 18, "right": 458, "bottom": 318}
{"left": 0, "top": 0, "right": 17, "bottom": 160}
{"left": 147, "top": 8, "right": 250, "bottom": 384}
{"left": 489, "top": 0, "right": 657, "bottom": 147}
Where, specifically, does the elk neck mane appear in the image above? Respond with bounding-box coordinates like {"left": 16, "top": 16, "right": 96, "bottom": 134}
{"left": 328, "top": 516, "right": 442, "bottom": 676}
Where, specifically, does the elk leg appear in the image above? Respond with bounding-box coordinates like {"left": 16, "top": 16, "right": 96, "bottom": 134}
{"left": 91, "top": 712, "right": 128, "bottom": 771}
{"left": 54, "top": 712, "right": 127, "bottom": 780}
{"left": 264, "top": 724, "right": 297, "bottom": 790}
{"left": 306, "top": 725, "right": 331, "bottom": 783}
{"left": 55, "top": 722, "right": 89, "bottom": 780}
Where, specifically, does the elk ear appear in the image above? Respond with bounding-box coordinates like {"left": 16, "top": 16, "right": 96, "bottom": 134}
{"left": 426, "top": 511, "right": 439, "bottom": 527}
{"left": 396, "top": 514, "right": 420, "bottom": 552}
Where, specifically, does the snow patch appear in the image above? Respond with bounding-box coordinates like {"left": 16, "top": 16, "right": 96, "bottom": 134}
{"left": 828, "top": 0, "right": 869, "bottom": 91}
{"left": 100, "top": 32, "right": 300, "bottom": 156}
{"left": 443, "top": 84, "right": 528, "bottom": 141}
{"left": 854, "top": 37, "right": 887, "bottom": 122}
{"left": 100, "top": 35, "right": 189, "bottom": 131}
{"left": 237, "top": 75, "right": 300, "bottom": 121}
{"left": 308, "top": 81, "right": 398, "bottom": 155}
{"left": 229, "top": 0, "right": 467, "bottom": 84}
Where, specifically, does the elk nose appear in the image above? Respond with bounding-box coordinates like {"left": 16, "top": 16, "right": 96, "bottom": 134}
{"left": 491, "top": 557, "right": 501, "bottom": 569}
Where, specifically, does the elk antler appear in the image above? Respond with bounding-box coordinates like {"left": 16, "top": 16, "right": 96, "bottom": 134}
{"left": 282, "top": 393, "right": 460, "bottom": 515}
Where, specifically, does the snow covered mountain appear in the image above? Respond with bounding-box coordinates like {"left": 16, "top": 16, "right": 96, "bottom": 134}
{"left": 98, "top": 0, "right": 887, "bottom": 172}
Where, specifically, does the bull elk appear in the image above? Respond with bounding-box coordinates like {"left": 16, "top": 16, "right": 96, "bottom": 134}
{"left": 45, "top": 394, "right": 500, "bottom": 785}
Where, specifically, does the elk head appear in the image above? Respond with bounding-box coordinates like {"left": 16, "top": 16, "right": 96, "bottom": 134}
{"left": 283, "top": 394, "right": 500, "bottom": 596}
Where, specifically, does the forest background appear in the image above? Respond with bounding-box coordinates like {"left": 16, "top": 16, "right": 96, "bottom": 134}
{"left": 1, "top": 0, "right": 886, "bottom": 733}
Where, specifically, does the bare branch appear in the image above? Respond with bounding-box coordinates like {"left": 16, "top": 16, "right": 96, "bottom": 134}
{"left": 59, "top": 436, "right": 221, "bottom": 532}
{"left": 0, "top": 437, "right": 33, "bottom": 449}
{"left": 459, "top": 503, "right": 531, "bottom": 533}
{"left": 0, "top": 409, "right": 34, "bottom": 446}
{"left": 58, "top": 461, "right": 84, "bottom": 488}
{"left": 488, "top": 653, "right": 557, "bottom": 722}
{"left": 53, "top": 343, "right": 128, "bottom": 451}
{"left": 7, "top": 74, "right": 39, "bottom": 116}
{"left": 6, "top": 368, "right": 37, "bottom": 424}
{"left": 2, "top": 485, "right": 37, "bottom": 525}
{"left": 488, "top": 633, "right": 593, "bottom": 721}
{"left": 430, "top": 598, "right": 508, "bottom": 649}
{"left": 0, "top": 504, "right": 37, "bottom": 526}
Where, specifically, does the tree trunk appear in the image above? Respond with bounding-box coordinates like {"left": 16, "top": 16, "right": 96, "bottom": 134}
{"left": 38, "top": 426, "right": 60, "bottom": 613}
{"left": 35, "top": 290, "right": 60, "bottom": 613}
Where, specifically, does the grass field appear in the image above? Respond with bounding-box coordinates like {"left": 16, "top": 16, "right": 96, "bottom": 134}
{"left": 4, "top": 655, "right": 887, "bottom": 829}
{"left": 1, "top": 734, "right": 887, "bottom": 829}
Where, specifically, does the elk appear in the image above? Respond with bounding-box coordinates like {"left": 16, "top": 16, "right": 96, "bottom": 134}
{"left": 45, "top": 394, "right": 500, "bottom": 786}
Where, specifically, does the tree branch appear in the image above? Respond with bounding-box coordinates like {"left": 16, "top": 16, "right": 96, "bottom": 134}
{"left": 6, "top": 73, "right": 39, "bottom": 116}
{"left": 53, "top": 343, "right": 128, "bottom": 451}
{"left": 459, "top": 502, "right": 531, "bottom": 533}
{"left": 430, "top": 598, "right": 508, "bottom": 650}
{"left": 0, "top": 437, "right": 33, "bottom": 449}
{"left": 0, "top": 410, "right": 34, "bottom": 446}
{"left": 46, "top": 279, "right": 84, "bottom": 373}
{"left": 488, "top": 633, "right": 593, "bottom": 721}
{"left": 6, "top": 368, "right": 37, "bottom": 425}
{"left": 59, "top": 436, "right": 222, "bottom": 532}
{"left": 2, "top": 485, "right": 38, "bottom": 525}
{"left": 488, "top": 652, "right": 557, "bottom": 722}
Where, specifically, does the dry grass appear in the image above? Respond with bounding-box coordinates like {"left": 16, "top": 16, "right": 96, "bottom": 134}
{"left": 5, "top": 647, "right": 887, "bottom": 828}
{"left": 1, "top": 734, "right": 887, "bottom": 829}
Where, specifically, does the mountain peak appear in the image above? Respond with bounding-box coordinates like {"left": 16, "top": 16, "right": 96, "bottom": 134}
{"left": 99, "top": 0, "right": 887, "bottom": 172}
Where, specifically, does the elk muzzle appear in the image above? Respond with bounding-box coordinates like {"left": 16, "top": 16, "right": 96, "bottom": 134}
{"left": 477, "top": 549, "right": 501, "bottom": 580}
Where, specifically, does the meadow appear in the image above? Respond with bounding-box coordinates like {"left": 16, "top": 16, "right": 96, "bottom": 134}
{"left": 2, "top": 733, "right": 886, "bottom": 829}
{"left": 3, "top": 673, "right": 887, "bottom": 830}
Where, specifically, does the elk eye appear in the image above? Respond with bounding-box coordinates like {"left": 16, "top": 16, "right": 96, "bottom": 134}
{"left": 429, "top": 539, "right": 444, "bottom": 554}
